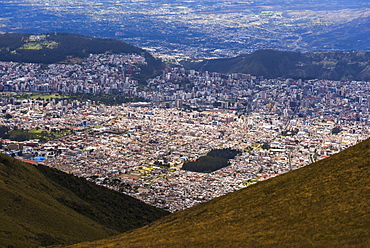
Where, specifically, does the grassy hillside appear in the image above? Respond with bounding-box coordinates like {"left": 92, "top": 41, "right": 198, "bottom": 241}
{"left": 0, "top": 154, "right": 169, "bottom": 247}
{"left": 66, "top": 138, "right": 370, "bottom": 247}
{"left": 0, "top": 32, "right": 164, "bottom": 80}
{"left": 183, "top": 49, "right": 370, "bottom": 81}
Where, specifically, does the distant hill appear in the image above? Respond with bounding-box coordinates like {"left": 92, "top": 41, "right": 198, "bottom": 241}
{"left": 183, "top": 49, "right": 370, "bottom": 81}
{"left": 0, "top": 32, "right": 164, "bottom": 80}
{"left": 66, "top": 138, "right": 370, "bottom": 247}
{"left": 305, "top": 17, "right": 370, "bottom": 52}
{"left": 0, "top": 153, "right": 169, "bottom": 247}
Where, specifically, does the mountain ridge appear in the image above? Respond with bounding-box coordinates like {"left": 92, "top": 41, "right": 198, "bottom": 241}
{"left": 183, "top": 49, "right": 370, "bottom": 81}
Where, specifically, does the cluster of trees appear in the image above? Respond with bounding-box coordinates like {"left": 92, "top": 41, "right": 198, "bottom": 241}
{"left": 182, "top": 148, "right": 241, "bottom": 173}
{"left": 0, "top": 126, "right": 9, "bottom": 140}
{"left": 12, "top": 92, "right": 147, "bottom": 106}
{"left": 67, "top": 93, "right": 147, "bottom": 105}
{"left": 331, "top": 126, "right": 342, "bottom": 135}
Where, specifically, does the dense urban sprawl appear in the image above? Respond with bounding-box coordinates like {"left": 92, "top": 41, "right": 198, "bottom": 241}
{"left": 0, "top": 53, "right": 145, "bottom": 94}
{"left": 0, "top": 54, "right": 369, "bottom": 212}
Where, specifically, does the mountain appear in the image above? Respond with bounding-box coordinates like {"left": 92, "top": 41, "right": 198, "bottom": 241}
{"left": 66, "top": 138, "right": 370, "bottom": 247}
{"left": 183, "top": 49, "right": 370, "bottom": 81}
{"left": 304, "top": 17, "right": 370, "bottom": 52}
{"left": 0, "top": 153, "right": 169, "bottom": 247}
{"left": 0, "top": 32, "right": 164, "bottom": 80}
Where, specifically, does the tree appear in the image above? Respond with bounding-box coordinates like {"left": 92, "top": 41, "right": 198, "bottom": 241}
{"left": 262, "top": 142, "right": 270, "bottom": 150}
{"left": 331, "top": 127, "right": 341, "bottom": 135}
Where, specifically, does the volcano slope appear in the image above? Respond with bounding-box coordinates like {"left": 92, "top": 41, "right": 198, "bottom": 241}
{"left": 66, "top": 138, "right": 370, "bottom": 247}
{"left": 0, "top": 154, "right": 168, "bottom": 248}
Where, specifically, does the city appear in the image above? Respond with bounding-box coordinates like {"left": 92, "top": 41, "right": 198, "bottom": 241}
{"left": 0, "top": 0, "right": 369, "bottom": 246}
{"left": 0, "top": 53, "right": 368, "bottom": 212}
{"left": 1, "top": 0, "right": 369, "bottom": 57}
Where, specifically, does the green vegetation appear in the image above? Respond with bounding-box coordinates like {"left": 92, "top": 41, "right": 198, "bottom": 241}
{"left": 183, "top": 49, "right": 370, "bottom": 81}
{"left": 66, "top": 93, "right": 147, "bottom": 105}
{"left": 27, "top": 93, "right": 66, "bottom": 100}
{"left": 11, "top": 92, "right": 146, "bottom": 105}
{"left": 0, "top": 32, "right": 164, "bottom": 81}
{"left": 261, "top": 142, "right": 270, "bottom": 150}
{"left": 182, "top": 148, "right": 241, "bottom": 172}
{"left": 67, "top": 138, "right": 370, "bottom": 247}
{"left": 0, "top": 126, "right": 69, "bottom": 142}
{"left": 20, "top": 42, "right": 43, "bottom": 50}
{"left": 20, "top": 38, "right": 59, "bottom": 50}
{"left": 0, "top": 153, "right": 168, "bottom": 247}
{"left": 331, "top": 126, "right": 342, "bottom": 135}
{"left": 8, "top": 129, "right": 69, "bottom": 142}
{"left": 35, "top": 164, "right": 169, "bottom": 233}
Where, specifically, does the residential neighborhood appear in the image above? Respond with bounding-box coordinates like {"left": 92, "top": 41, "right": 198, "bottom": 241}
{"left": 0, "top": 54, "right": 369, "bottom": 212}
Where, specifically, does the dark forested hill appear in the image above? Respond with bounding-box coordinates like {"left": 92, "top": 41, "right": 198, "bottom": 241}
{"left": 0, "top": 32, "right": 164, "bottom": 79}
{"left": 0, "top": 153, "right": 169, "bottom": 248}
{"left": 66, "top": 138, "right": 370, "bottom": 247}
{"left": 183, "top": 49, "right": 370, "bottom": 81}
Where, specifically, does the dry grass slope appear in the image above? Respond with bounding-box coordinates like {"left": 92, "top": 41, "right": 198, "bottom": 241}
{"left": 66, "top": 138, "right": 370, "bottom": 248}
{"left": 0, "top": 154, "right": 168, "bottom": 248}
